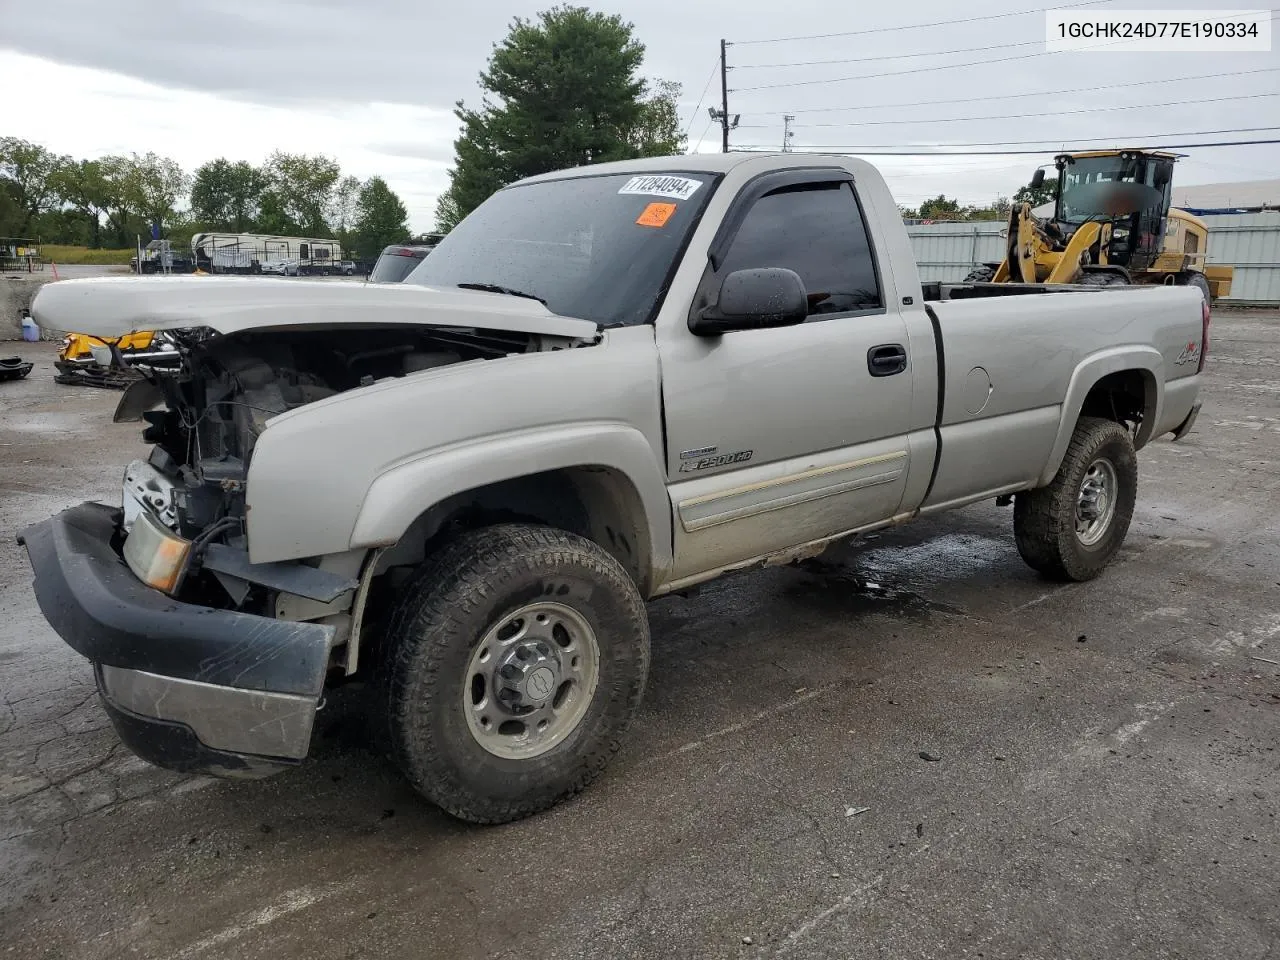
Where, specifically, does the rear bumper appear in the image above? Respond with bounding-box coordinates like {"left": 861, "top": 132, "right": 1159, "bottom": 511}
{"left": 18, "top": 502, "right": 335, "bottom": 777}
{"left": 1171, "top": 400, "right": 1202, "bottom": 442}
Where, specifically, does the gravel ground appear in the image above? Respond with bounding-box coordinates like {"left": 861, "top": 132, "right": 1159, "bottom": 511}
{"left": 1, "top": 311, "right": 1277, "bottom": 959}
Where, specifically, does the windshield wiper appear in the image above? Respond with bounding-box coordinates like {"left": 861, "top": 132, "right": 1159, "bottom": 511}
{"left": 455, "top": 282, "right": 547, "bottom": 306}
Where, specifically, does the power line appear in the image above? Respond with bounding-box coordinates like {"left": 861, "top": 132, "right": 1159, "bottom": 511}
{"left": 734, "top": 38, "right": 1039, "bottom": 70}
{"left": 732, "top": 0, "right": 1112, "bottom": 44}
{"left": 733, "top": 9, "right": 1279, "bottom": 92}
{"left": 735, "top": 126, "right": 1280, "bottom": 150}
{"left": 736, "top": 91, "right": 1280, "bottom": 130}
{"left": 682, "top": 59, "right": 720, "bottom": 141}
{"left": 766, "top": 67, "right": 1280, "bottom": 116}
{"left": 733, "top": 7, "right": 1276, "bottom": 70}
{"left": 730, "top": 137, "right": 1280, "bottom": 156}
{"left": 691, "top": 114, "right": 718, "bottom": 151}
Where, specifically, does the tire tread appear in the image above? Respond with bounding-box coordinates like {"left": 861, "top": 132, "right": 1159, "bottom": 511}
{"left": 1014, "top": 416, "right": 1136, "bottom": 582}
{"left": 382, "top": 524, "right": 649, "bottom": 824}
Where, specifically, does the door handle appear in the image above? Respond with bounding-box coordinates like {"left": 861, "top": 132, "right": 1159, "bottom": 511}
{"left": 867, "top": 344, "right": 908, "bottom": 377}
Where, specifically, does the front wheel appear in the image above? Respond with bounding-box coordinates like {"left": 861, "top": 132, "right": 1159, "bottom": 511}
{"left": 1013, "top": 417, "right": 1137, "bottom": 581}
{"left": 1077, "top": 271, "right": 1129, "bottom": 288}
{"left": 383, "top": 523, "right": 650, "bottom": 823}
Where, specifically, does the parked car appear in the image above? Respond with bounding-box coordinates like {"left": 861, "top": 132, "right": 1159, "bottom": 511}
{"left": 260, "top": 258, "right": 299, "bottom": 277}
{"left": 21, "top": 153, "right": 1207, "bottom": 825}
{"left": 368, "top": 244, "right": 435, "bottom": 283}
{"left": 339, "top": 260, "right": 357, "bottom": 276}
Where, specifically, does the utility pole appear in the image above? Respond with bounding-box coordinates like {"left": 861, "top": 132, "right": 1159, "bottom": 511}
{"left": 707, "top": 39, "right": 739, "bottom": 153}
{"left": 719, "top": 39, "right": 730, "bottom": 153}
{"left": 782, "top": 115, "right": 795, "bottom": 153}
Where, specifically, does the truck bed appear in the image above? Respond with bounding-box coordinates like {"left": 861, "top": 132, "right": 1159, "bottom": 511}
{"left": 924, "top": 280, "right": 1175, "bottom": 301}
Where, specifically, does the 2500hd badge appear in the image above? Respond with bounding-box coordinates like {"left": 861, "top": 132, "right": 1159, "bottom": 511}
{"left": 678, "top": 449, "right": 754, "bottom": 472}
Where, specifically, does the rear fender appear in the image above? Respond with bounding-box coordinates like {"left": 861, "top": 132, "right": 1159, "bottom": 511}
{"left": 1036, "top": 346, "right": 1164, "bottom": 487}
{"left": 349, "top": 422, "right": 673, "bottom": 588}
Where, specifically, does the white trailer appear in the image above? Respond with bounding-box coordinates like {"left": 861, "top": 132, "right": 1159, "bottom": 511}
{"left": 190, "top": 233, "right": 345, "bottom": 275}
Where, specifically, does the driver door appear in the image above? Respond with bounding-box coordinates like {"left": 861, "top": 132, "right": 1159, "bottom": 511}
{"left": 658, "top": 172, "right": 917, "bottom": 582}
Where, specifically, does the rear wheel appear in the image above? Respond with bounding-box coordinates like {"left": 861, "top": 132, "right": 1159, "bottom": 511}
{"left": 1178, "top": 271, "right": 1212, "bottom": 307}
{"left": 383, "top": 523, "right": 650, "bottom": 824}
{"left": 1013, "top": 417, "right": 1137, "bottom": 581}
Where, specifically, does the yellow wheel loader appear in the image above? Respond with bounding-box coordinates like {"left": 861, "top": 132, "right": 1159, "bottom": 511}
{"left": 55, "top": 331, "right": 181, "bottom": 389}
{"left": 966, "top": 149, "right": 1233, "bottom": 304}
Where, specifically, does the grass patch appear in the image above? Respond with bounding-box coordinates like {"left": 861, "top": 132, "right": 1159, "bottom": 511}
{"left": 37, "top": 245, "right": 135, "bottom": 265}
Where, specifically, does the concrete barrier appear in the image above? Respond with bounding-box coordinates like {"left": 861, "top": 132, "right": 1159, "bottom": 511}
{"left": 1, "top": 275, "right": 59, "bottom": 340}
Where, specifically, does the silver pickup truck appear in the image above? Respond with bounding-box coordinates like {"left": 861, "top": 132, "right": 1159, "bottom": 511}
{"left": 21, "top": 153, "right": 1208, "bottom": 823}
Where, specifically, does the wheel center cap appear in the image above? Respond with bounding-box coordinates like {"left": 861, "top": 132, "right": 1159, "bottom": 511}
{"left": 525, "top": 666, "right": 556, "bottom": 704}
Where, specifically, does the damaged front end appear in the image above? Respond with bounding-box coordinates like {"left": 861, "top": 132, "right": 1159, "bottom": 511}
{"left": 54, "top": 331, "right": 183, "bottom": 389}
{"left": 23, "top": 321, "right": 569, "bottom": 777}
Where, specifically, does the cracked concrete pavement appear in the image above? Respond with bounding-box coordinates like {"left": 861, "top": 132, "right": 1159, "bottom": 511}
{"left": 1, "top": 314, "right": 1278, "bottom": 959}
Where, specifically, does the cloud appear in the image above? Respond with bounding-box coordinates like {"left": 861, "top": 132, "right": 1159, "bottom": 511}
{"left": 2, "top": 0, "right": 1275, "bottom": 233}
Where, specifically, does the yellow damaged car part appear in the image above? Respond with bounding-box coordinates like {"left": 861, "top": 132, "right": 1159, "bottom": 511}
{"left": 55, "top": 331, "right": 180, "bottom": 389}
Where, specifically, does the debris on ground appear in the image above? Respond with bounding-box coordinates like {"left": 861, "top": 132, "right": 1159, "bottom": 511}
{"left": 845, "top": 806, "right": 870, "bottom": 818}
{"left": 919, "top": 751, "right": 942, "bottom": 762}
{"left": 0, "top": 357, "right": 33, "bottom": 381}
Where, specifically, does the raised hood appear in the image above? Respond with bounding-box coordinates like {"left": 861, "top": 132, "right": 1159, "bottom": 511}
{"left": 30, "top": 276, "right": 599, "bottom": 339}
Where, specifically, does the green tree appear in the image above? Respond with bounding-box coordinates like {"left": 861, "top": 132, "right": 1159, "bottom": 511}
{"left": 918, "top": 195, "right": 964, "bottom": 221}
{"left": 87, "top": 153, "right": 188, "bottom": 246}
{"left": 98, "top": 155, "right": 141, "bottom": 247}
{"left": 0, "top": 137, "right": 67, "bottom": 235}
{"left": 353, "top": 176, "right": 409, "bottom": 259}
{"left": 435, "top": 5, "right": 679, "bottom": 231}
{"left": 627, "top": 78, "right": 685, "bottom": 157}
{"left": 1014, "top": 176, "right": 1058, "bottom": 208}
{"left": 328, "top": 174, "right": 362, "bottom": 251}
{"left": 254, "top": 189, "right": 301, "bottom": 236}
{"left": 0, "top": 177, "right": 21, "bottom": 236}
{"left": 261, "top": 151, "right": 340, "bottom": 236}
{"left": 128, "top": 152, "right": 189, "bottom": 235}
{"left": 50, "top": 159, "right": 110, "bottom": 247}
{"left": 965, "top": 201, "right": 1007, "bottom": 222}
{"left": 190, "top": 158, "right": 264, "bottom": 231}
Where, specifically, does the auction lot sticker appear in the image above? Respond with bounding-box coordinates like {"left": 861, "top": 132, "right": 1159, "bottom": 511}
{"left": 635, "top": 202, "right": 678, "bottom": 228}
{"left": 618, "top": 175, "right": 703, "bottom": 201}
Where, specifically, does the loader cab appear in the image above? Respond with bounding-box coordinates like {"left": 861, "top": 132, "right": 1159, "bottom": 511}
{"left": 1053, "top": 150, "right": 1178, "bottom": 271}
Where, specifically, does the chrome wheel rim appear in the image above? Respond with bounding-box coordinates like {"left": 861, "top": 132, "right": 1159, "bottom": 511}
{"left": 1075, "top": 458, "right": 1118, "bottom": 546}
{"left": 463, "top": 602, "right": 600, "bottom": 760}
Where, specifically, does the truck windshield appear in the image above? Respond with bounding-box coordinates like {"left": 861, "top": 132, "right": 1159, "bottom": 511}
{"left": 406, "top": 172, "right": 717, "bottom": 327}
{"left": 1058, "top": 156, "right": 1164, "bottom": 224}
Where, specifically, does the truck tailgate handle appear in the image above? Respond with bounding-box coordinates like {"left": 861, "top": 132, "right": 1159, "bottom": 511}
{"left": 868, "top": 344, "right": 908, "bottom": 377}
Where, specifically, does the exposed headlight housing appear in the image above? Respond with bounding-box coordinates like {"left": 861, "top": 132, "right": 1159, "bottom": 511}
{"left": 123, "top": 509, "right": 192, "bottom": 594}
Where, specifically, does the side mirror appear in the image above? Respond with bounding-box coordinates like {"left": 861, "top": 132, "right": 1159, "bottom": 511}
{"left": 1030, "top": 168, "right": 1046, "bottom": 189}
{"left": 689, "top": 267, "right": 808, "bottom": 336}
{"left": 1154, "top": 166, "right": 1172, "bottom": 188}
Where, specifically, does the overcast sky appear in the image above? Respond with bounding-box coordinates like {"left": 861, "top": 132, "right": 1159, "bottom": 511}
{"left": 2, "top": 0, "right": 1277, "bottom": 231}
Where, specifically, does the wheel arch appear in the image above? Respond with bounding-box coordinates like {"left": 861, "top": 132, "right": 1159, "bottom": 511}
{"left": 1037, "top": 347, "right": 1163, "bottom": 487}
{"left": 351, "top": 424, "right": 672, "bottom": 595}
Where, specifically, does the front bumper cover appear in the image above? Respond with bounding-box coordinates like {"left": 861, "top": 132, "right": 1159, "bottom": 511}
{"left": 18, "top": 502, "right": 336, "bottom": 777}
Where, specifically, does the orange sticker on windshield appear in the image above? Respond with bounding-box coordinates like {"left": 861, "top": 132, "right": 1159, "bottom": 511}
{"left": 635, "top": 202, "right": 677, "bottom": 228}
